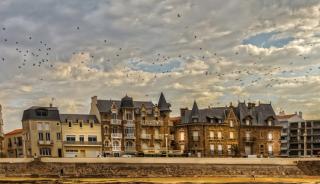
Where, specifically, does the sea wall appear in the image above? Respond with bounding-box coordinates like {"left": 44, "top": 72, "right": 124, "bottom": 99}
{"left": 0, "top": 158, "right": 319, "bottom": 178}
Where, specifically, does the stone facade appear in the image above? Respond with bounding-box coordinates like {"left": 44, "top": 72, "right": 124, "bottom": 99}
{"left": 22, "top": 106, "right": 63, "bottom": 157}
{"left": 3, "top": 129, "right": 24, "bottom": 158}
{"left": 174, "top": 101, "right": 281, "bottom": 157}
{"left": 60, "top": 114, "right": 102, "bottom": 157}
{"left": 90, "top": 93, "right": 174, "bottom": 157}
{"left": 0, "top": 104, "right": 4, "bottom": 157}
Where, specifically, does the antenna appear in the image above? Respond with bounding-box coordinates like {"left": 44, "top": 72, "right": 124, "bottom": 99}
{"left": 50, "top": 97, "right": 55, "bottom": 107}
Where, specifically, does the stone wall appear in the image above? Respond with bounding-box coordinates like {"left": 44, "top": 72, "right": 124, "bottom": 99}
{"left": 0, "top": 158, "right": 319, "bottom": 177}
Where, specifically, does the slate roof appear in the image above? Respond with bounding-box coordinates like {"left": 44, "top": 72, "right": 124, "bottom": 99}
{"left": 96, "top": 99, "right": 154, "bottom": 113}
{"left": 60, "top": 114, "right": 98, "bottom": 123}
{"left": 181, "top": 106, "right": 230, "bottom": 124}
{"left": 22, "top": 106, "right": 60, "bottom": 121}
{"left": 5, "top": 129, "right": 23, "bottom": 136}
{"left": 120, "top": 95, "right": 134, "bottom": 108}
{"left": 158, "top": 92, "right": 171, "bottom": 112}
{"left": 235, "top": 102, "right": 277, "bottom": 126}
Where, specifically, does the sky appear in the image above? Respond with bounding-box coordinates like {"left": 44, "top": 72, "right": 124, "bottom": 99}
{"left": 1, "top": 0, "right": 320, "bottom": 132}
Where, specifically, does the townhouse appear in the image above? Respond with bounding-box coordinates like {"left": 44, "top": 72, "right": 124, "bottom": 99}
{"left": 3, "top": 129, "right": 24, "bottom": 158}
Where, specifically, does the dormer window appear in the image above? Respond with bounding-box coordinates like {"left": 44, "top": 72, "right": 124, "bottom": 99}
{"left": 112, "top": 113, "right": 117, "bottom": 119}
{"left": 192, "top": 118, "right": 198, "bottom": 123}
{"left": 267, "top": 120, "right": 273, "bottom": 126}
{"left": 36, "top": 109, "right": 48, "bottom": 117}
{"left": 218, "top": 119, "right": 222, "bottom": 124}
{"left": 230, "top": 120, "right": 234, "bottom": 127}
{"left": 210, "top": 119, "right": 214, "bottom": 123}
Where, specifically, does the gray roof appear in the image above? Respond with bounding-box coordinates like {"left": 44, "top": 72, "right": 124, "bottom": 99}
{"left": 60, "top": 114, "right": 98, "bottom": 123}
{"left": 22, "top": 106, "right": 60, "bottom": 121}
{"left": 97, "top": 99, "right": 154, "bottom": 113}
{"left": 120, "top": 95, "right": 134, "bottom": 108}
{"left": 158, "top": 92, "right": 171, "bottom": 112}
{"left": 181, "top": 106, "right": 230, "bottom": 124}
{"left": 236, "top": 102, "right": 277, "bottom": 126}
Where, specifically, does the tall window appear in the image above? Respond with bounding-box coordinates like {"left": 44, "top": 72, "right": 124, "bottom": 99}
{"left": 79, "top": 135, "right": 84, "bottom": 142}
{"left": 217, "top": 131, "right": 222, "bottom": 139}
{"left": 268, "top": 132, "right": 273, "bottom": 140}
{"left": 229, "top": 132, "right": 234, "bottom": 139}
{"left": 218, "top": 144, "right": 223, "bottom": 155}
{"left": 45, "top": 133, "right": 50, "bottom": 141}
{"left": 112, "top": 113, "right": 117, "bottom": 119}
{"left": 180, "top": 144, "right": 185, "bottom": 151}
{"left": 268, "top": 120, "right": 272, "bottom": 126}
{"left": 90, "top": 122, "right": 94, "bottom": 128}
{"left": 180, "top": 132, "right": 185, "bottom": 141}
{"left": 79, "top": 122, "right": 83, "bottom": 128}
{"left": 68, "top": 122, "right": 72, "bottom": 127}
{"left": 245, "top": 119, "right": 250, "bottom": 126}
{"left": 209, "top": 131, "right": 214, "bottom": 138}
{"left": 210, "top": 144, "right": 214, "bottom": 154}
{"left": 268, "top": 144, "right": 273, "bottom": 154}
{"left": 230, "top": 120, "right": 234, "bottom": 127}
{"left": 38, "top": 132, "right": 43, "bottom": 141}
{"left": 39, "top": 148, "right": 51, "bottom": 156}
{"left": 192, "top": 131, "right": 199, "bottom": 141}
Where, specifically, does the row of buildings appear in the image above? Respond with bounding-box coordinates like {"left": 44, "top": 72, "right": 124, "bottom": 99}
{"left": 0, "top": 93, "right": 319, "bottom": 158}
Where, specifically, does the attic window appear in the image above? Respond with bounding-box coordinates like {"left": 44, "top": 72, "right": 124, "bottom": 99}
{"left": 36, "top": 109, "right": 48, "bottom": 117}
{"left": 245, "top": 119, "right": 251, "bottom": 126}
{"left": 192, "top": 118, "right": 198, "bottom": 123}
{"left": 267, "top": 120, "right": 273, "bottom": 126}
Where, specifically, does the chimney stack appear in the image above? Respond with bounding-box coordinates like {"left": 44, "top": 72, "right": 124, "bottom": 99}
{"left": 299, "top": 111, "right": 303, "bottom": 118}
{"left": 91, "top": 96, "right": 98, "bottom": 105}
{"left": 180, "top": 107, "right": 188, "bottom": 117}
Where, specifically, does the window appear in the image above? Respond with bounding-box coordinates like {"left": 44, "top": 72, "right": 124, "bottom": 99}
{"left": 56, "top": 133, "right": 61, "bottom": 140}
{"left": 180, "top": 132, "right": 185, "bottom": 141}
{"left": 209, "top": 131, "right": 214, "bottom": 138}
{"left": 180, "top": 144, "right": 185, "bottom": 151}
{"left": 125, "top": 127, "right": 134, "bottom": 134}
{"left": 192, "top": 131, "right": 199, "bottom": 141}
{"left": 126, "top": 141, "right": 133, "bottom": 147}
{"left": 230, "top": 120, "right": 234, "bottom": 127}
{"left": 66, "top": 135, "right": 76, "bottom": 142}
{"left": 218, "top": 144, "right": 222, "bottom": 152}
{"left": 79, "top": 135, "right": 84, "bottom": 142}
{"left": 68, "top": 122, "right": 72, "bottom": 127}
{"left": 268, "top": 144, "right": 273, "bottom": 154}
{"left": 268, "top": 120, "right": 272, "bottom": 126}
{"left": 245, "top": 131, "right": 250, "bottom": 138}
{"left": 88, "top": 135, "right": 97, "bottom": 142}
{"left": 218, "top": 119, "right": 222, "bottom": 124}
{"left": 210, "top": 144, "right": 214, "bottom": 151}
{"left": 227, "top": 145, "right": 232, "bottom": 155}
{"left": 45, "top": 133, "right": 50, "bottom": 141}
{"left": 268, "top": 132, "right": 273, "bottom": 140}
{"left": 229, "top": 132, "right": 234, "bottom": 139}
{"left": 192, "top": 118, "right": 198, "bottom": 123}
{"left": 40, "top": 148, "right": 51, "bottom": 156}
{"left": 80, "top": 122, "right": 83, "bottom": 128}
{"left": 112, "top": 113, "right": 117, "bottom": 119}
{"left": 126, "top": 112, "right": 132, "bottom": 120}
{"left": 245, "top": 119, "right": 250, "bottom": 126}
{"left": 36, "top": 109, "right": 48, "bottom": 117}
{"left": 90, "top": 122, "right": 93, "bottom": 128}
{"left": 38, "top": 132, "right": 43, "bottom": 141}
{"left": 217, "top": 131, "right": 222, "bottom": 139}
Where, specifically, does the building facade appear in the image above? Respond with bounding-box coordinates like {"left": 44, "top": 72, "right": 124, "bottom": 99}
{"left": 3, "top": 129, "right": 24, "bottom": 158}
{"left": 60, "top": 114, "right": 102, "bottom": 157}
{"left": 236, "top": 102, "right": 281, "bottom": 157}
{"left": 175, "top": 101, "right": 240, "bottom": 157}
{"left": 277, "top": 111, "right": 320, "bottom": 157}
{"left": 0, "top": 105, "right": 4, "bottom": 157}
{"left": 22, "top": 106, "right": 63, "bottom": 157}
{"left": 90, "top": 93, "right": 174, "bottom": 157}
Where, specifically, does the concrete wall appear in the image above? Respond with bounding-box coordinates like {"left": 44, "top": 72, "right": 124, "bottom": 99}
{"left": 0, "top": 158, "right": 319, "bottom": 177}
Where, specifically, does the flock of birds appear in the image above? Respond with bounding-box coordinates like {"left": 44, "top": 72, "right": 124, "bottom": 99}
{"left": 0, "top": 12, "right": 319, "bottom": 90}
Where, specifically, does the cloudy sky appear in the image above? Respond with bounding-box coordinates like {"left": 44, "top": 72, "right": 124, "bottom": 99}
{"left": 1, "top": 0, "right": 320, "bottom": 132}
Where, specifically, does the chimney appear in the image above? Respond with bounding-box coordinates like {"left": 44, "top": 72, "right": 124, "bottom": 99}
{"left": 279, "top": 110, "right": 285, "bottom": 116}
{"left": 299, "top": 111, "right": 303, "bottom": 118}
{"left": 49, "top": 103, "right": 52, "bottom": 108}
{"left": 91, "top": 96, "right": 98, "bottom": 105}
{"left": 180, "top": 107, "right": 188, "bottom": 117}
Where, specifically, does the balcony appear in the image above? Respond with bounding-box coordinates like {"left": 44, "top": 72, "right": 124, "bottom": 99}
{"left": 124, "top": 121, "right": 135, "bottom": 127}
{"left": 110, "top": 119, "right": 122, "bottom": 125}
{"left": 63, "top": 141, "right": 102, "bottom": 146}
{"left": 154, "top": 134, "right": 164, "bottom": 140}
{"left": 141, "top": 134, "right": 151, "bottom": 139}
{"left": 243, "top": 137, "right": 256, "bottom": 142}
{"left": 112, "top": 146, "right": 121, "bottom": 151}
{"left": 124, "top": 134, "right": 136, "bottom": 139}
{"left": 140, "top": 120, "right": 163, "bottom": 126}
{"left": 111, "top": 133, "right": 122, "bottom": 139}
{"left": 38, "top": 140, "right": 53, "bottom": 145}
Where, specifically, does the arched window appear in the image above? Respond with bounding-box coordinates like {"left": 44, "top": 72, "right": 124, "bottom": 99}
{"left": 113, "top": 140, "right": 120, "bottom": 147}
{"left": 126, "top": 141, "right": 133, "bottom": 148}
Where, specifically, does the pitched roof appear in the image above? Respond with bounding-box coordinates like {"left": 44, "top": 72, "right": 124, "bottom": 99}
{"left": 181, "top": 106, "right": 230, "bottom": 124}
{"left": 236, "top": 102, "right": 277, "bottom": 126}
{"left": 158, "top": 92, "right": 171, "bottom": 112}
{"left": 22, "top": 106, "right": 60, "bottom": 121}
{"left": 5, "top": 129, "right": 23, "bottom": 136}
{"left": 191, "top": 101, "right": 200, "bottom": 117}
{"left": 60, "top": 114, "right": 98, "bottom": 123}
{"left": 96, "top": 99, "right": 154, "bottom": 113}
